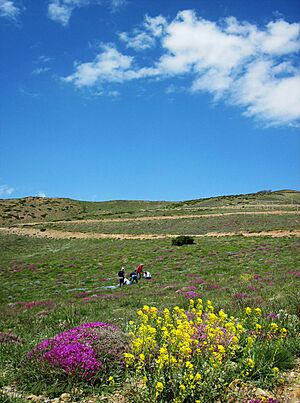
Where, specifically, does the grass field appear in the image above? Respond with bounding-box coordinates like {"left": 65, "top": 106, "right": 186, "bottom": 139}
{"left": 30, "top": 213, "right": 300, "bottom": 235}
{"left": 0, "top": 191, "right": 299, "bottom": 402}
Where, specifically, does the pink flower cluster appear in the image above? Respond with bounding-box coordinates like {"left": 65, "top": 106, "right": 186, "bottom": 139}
{"left": 28, "top": 322, "right": 115, "bottom": 379}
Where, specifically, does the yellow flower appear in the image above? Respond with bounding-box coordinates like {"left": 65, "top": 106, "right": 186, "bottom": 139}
{"left": 155, "top": 381, "right": 164, "bottom": 397}
{"left": 247, "top": 358, "right": 255, "bottom": 368}
{"left": 124, "top": 353, "right": 134, "bottom": 366}
{"left": 255, "top": 307, "right": 262, "bottom": 316}
{"left": 280, "top": 327, "right": 287, "bottom": 337}
{"left": 270, "top": 322, "right": 279, "bottom": 332}
{"left": 194, "top": 373, "right": 202, "bottom": 382}
{"left": 217, "top": 345, "right": 225, "bottom": 354}
{"left": 247, "top": 336, "right": 254, "bottom": 346}
{"left": 245, "top": 307, "right": 252, "bottom": 315}
{"left": 108, "top": 376, "right": 115, "bottom": 386}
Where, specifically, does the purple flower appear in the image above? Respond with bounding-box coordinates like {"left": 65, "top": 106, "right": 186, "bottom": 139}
{"left": 28, "top": 322, "right": 116, "bottom": 380}
{"left": 267, "top": 312, "right": 278, "bottom": 321}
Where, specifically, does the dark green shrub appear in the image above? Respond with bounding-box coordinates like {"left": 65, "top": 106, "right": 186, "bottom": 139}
{"left": 172, "top": 235, "right": 194, "bottom": 246}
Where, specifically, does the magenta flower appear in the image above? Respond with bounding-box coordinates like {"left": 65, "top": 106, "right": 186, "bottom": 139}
{"left": 28, "top": 322, "right": 118, "bottom": 380}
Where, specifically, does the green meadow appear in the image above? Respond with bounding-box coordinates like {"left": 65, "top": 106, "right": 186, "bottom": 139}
{"left": 0, "top": 191, "right": 299, "bottom": 402}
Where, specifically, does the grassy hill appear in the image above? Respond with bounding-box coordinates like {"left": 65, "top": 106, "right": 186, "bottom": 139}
{"left": 0, "top": 189, "right": 299, "bottom": 226}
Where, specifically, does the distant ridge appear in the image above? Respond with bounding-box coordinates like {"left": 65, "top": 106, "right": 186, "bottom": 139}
{"left": 0, "top": 190, "right": 299, "bottom": 226}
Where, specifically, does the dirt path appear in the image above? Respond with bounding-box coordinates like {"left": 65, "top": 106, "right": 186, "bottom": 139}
{"left": 11, "top": 210, "right": 300, "bottom": 227}
{"left": 0, "top": 226, "right": 299, "bottom": 240}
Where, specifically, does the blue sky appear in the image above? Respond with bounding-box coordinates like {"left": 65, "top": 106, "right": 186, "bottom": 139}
{"left": 0, "top": 0, "right": 299, "bottom": 201}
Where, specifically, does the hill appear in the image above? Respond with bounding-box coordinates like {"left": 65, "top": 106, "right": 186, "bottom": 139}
{"left": 0, "top": 189, "right": 299, "bottom": 226}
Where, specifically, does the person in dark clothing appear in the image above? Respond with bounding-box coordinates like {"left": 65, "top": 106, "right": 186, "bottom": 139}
{"left": 118, "top": 267, "right": 125, "bottom": 287}
{"left": 130, "top": 270, "right": 138, "bottom": 285}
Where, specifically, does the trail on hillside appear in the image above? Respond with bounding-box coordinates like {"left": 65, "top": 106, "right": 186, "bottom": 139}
{"left": 11, "top": 209, "right": 300, "bottom": 227}
{"left": 0, "top": 227, "right": 299, "bottom": 240}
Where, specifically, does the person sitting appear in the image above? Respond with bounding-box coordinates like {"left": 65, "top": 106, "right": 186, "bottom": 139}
{"left": 143, "top": 271, "right": 152, "bottom": 280}
{"left": 130, "top": 270, "right": 138, "bottom": 285}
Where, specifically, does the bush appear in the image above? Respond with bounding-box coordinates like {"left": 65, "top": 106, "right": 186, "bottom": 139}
{"left": 27, "top": 322, "right": 129, "bottom": 383}
{"left": 172, "top": 235, "right": 195, "bottom": 246}
{"left": 125, "top": 301, "right": 295, "bottom": 402}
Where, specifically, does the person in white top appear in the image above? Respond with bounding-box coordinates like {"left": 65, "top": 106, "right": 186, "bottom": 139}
{"left": 143, "top": 271, "right": 152, "bottom": 279}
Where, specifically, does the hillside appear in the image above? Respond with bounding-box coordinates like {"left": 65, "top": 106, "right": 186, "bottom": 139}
{"left": 0, "top": 189, "right": 299, "bottom": 226}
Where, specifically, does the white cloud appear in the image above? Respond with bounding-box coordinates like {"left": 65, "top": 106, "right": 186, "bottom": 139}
{"left": 232, "top": 59, "right": 300, "bottom": 125}
{"left": 119, "top": 14, "right": 167, "bottom": 50}
{"left": 64, "top": 10, "right": 300, "bottom": 126}
{"left": 0, "top": 184, "right": 15, "bottom": 196}
{"left": 48, "top": 0, "right": 98, "bottom": 26}
{"left": 32, "top": 67, "right": 50, "bottom": 75}
{"left": 64, "top": 45, "right": 134, "bottom": 87}
{"left": 261, "top": 20, "right": 300, "bottom": 55}
{"left": 37, "top": 192, "right": 46, "bottom": 198}
{"left": 119, "top": 31, "right": 155, "bottom": 51}
{"left": 48, "top": 0, "right": 126, "bottom": 26}
{"left": 0, "top": 0, "right": 20, "bottom": 21}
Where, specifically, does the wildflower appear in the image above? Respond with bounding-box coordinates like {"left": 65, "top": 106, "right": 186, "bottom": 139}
{"left": 155, "top": 381, "right": 164, "bottom": 397}
{"left": 124, "top": 352, "right": 135, "bottom": 366}
{"left": 255, "top": 308, "right": 262, "bottom": 316}
{"left": 247, "top": 336, "right": 254, "bottom": 346}
{"left": 247, "top": 358, "right": 255, "bottom": 368}
{"left": 245, "top": 307, "right": 252, "bottom": 315}
{"left": 194, "top": 373, "right": 202, "bottom": 382}
{"left": 280, "top": 327, "right": 287, "bottom": 337}
{"left": 108, "top": 376, "right": 115, "bottom": 386}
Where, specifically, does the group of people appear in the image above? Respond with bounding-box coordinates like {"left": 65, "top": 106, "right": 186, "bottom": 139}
{"left": 118, "top": 264, "right": 152, "bottom": 287}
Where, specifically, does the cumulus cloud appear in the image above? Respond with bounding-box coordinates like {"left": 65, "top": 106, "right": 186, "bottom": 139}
{"left": 0, "top": 0, "right": 20, "bottom": 21}
{"left": 0, "top": 184, "right": 15, "bottom": 196}
{"left": 37, "top": 191, "right": 46, "bottom": 197}
{"left": 64, "top": 10, "right": 300, "bottom": 126}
